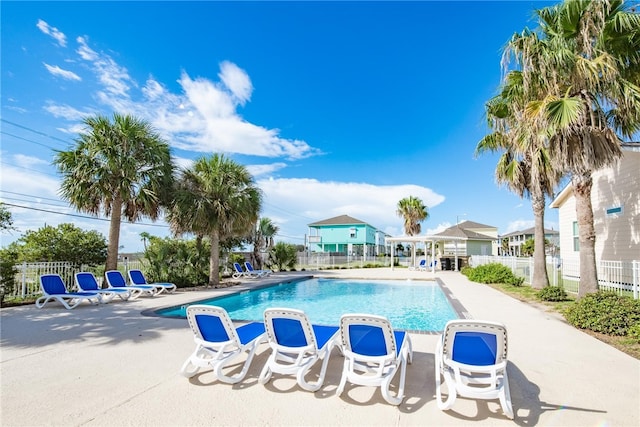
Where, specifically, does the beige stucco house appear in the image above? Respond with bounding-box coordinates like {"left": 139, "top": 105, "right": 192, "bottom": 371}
{"left": 550, "top": 143, "right": 640, "bottom": 267}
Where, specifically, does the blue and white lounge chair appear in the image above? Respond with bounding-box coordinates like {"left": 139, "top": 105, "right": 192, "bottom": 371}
{"left": 180, "top": 305, "right": 267, "bottom": 384}
{"left": 435, "top": 319, "right": 514, "bottom": 419}
{"left": 232, "top": 262, "right": 257, "bottom": 279}
{"left": 244, "top": 261, "right": 271, "bottom": 277}
{"left": 128, "top": 269, "right": 177, "bottom": 294}
{"left": 36, "top": 274, "right": 102, "bottom": 309}
{"left": 419, "top": 260, "right": 438, "bottom": 271}
{"left": 104, "top": 270, "right": 157, "bottom": 299}
{"left": 408, "top": 259, "right": 426, "bottom": 270}
{"left": 260, "top": 308, "right": 339, "bottom": 392}
{"left": 75, "top": 271, "right": 131, "bottom": 303}
{"left": 337, "top": 313, "right": 413, "bottom": 405}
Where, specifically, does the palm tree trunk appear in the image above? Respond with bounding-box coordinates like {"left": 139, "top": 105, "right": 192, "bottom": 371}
{"left": 209, "top": 228, "right": 220, "bottom": 287}
{"left": 573, "top": 173, "right": 599, "bottom": 297}
{"left": 531, "top": 192, "right": 549, "bottom": 289}
{"left": 105, "top": 195, "right": 123, "bottom": 282}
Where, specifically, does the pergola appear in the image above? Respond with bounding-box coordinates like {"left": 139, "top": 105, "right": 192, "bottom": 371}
{"left": 385, "top": 234, "right": 467, "bottom": 272}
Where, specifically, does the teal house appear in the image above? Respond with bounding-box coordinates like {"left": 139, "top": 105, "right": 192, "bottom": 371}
{"left": 307, "top": 215, "right": 389, "bottom": 256}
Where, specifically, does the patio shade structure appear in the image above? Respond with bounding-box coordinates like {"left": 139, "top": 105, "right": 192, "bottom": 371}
{"left": 385, "top": 234, "right": 467, "bottom": 272}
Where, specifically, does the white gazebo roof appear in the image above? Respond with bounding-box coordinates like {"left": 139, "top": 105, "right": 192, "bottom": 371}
{"left": 385, "top": 234, "right": 467, "bottom": 272}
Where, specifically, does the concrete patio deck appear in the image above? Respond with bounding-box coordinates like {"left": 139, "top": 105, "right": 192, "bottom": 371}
{"left": 1, "top": 269, "right": 638, "bottom": 426}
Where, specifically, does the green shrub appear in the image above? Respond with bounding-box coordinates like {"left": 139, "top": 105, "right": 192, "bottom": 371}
{"left": 564, "top": 291, "right": 640, "bottom": 336}
{"left": 538, "top": 286, "right": 568, "bottom": 302}
{"left": 460, "top": 266, "right": 472, "bottom": 277}
{"left": 627, "top": 323, "right": 640, "bottom": 343}
{"left": 465, "top": 263, "right": 522, "bottom": 286}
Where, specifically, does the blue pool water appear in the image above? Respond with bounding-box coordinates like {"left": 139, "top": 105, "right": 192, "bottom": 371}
{"left": 156, "top": 278, "right": 459, "bottom": 332}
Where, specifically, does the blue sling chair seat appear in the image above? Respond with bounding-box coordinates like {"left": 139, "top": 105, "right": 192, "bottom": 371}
{"left": 75, "top": 271, "right": 131, "bottom": 303}
{"left": 180, "top": 305, "right": 267, "bottom": 384}
{"left": 337, "top": 313, "right": 413, "bottom": 405}
{"left": 260, "top": 308, "right": 339, "bottom": 392}
{"left": 435, "top": 319, "right": 514, "bottom": 419}
{"left": 36, "top": 274, "right": 102, "bottom": 310}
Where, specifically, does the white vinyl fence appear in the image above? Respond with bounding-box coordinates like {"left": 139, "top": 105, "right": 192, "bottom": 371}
{"left": 471, "top": 255, "right": 640, "bottom": 299}
{"left": 295, "top": 253, "right": 392, "bottom": 270}
{"left": 6, "top": 260, "right": 145, "bottom": 298}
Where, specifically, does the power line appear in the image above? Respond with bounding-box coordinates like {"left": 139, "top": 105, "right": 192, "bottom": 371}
{"left": 262, "top": 201, "right": 316, "bottom": 222}
{"left": 1, "top": 131, "right": 58, "bottom": 151}
{"left": 1, "top": 196, "right": 69, "bottom": 209}
{"left": 3, "top": 202, "right": 170, "bottom": 228}
{"left": 0, "top": 190, "right": 63, "bottom": 204}
{"left": 0, "top": 161, "right": 59, "bottom": 178}
{"left": 1, "top": 118, "right": 71, "bottom": 146}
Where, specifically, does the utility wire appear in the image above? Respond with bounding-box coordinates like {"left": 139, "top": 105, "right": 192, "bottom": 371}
{"left": 1, "top": 118, "right": 71, "bottom": 146}
{"left": 3, "top": 202, "right": 170, "bottom": 228}
{"left": 0, "top": 190, "right": 63, "bottom": 204}
{"left": 0, "top": 161, "right": 58, "bottom": 178}
{"left": 1, "top": 131, "right": 58, "bottom": 151}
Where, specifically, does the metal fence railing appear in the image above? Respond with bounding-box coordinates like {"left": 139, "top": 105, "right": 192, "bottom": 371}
{"left": 470, "top": 256, "right": 640, "bottom": 299}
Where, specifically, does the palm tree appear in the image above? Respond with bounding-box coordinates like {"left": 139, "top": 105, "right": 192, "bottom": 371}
{"left": 477, "top": 70, "right": 561, "bottom": 289}
{"left": 504, "top": 0, "right": 640, "bottom": 296}
{"left": 252, "top": 217, "right": 279, "bottom": 270}
{"left": 167, "top": 154, "right": 262, "bottom": 287}
{"left": 396, "top": 196, "right": 428, "bottom": 266}
{"left": 396, "top": 196, "right": 428, "bottom": 236}
{"left": 54, "top": 113, "right": 174, "bottom": 274}
{"left": 140, "top": 232, "right": 152, "bottom": 251}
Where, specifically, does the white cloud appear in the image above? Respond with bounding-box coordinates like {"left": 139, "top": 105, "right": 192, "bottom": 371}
{"left": 1, "top": 163, "right": 59, "bottom": 198}
{"left": 13, "top": 154, "right": 49, "bottom": 169}
{"left": 43, "top": 35, "right": 319, "bottom": 160}
{"left": 246, "top": 163, "right": 287, "bottom": 177}
{"left": 36, "top": 19, "right": 66, "bottom": 47}
{"left": 76, "top": 36, "right": 134, "bottom": 99}
{"left": 43, "top": 63, "right": 81, "bottom": 81}
{"left": 258, "top": 178, "right": 445, "bottom": 243}
{"left": 172, "top": 156, "right": 194, "bottom": 171}
{"left": 505, "top": 219, "right": 534, "bottom": 233}
{"left": 218, "top": 61, "right": 253, "bottom": 105}
{"left": 44, "top": 102, "right": 90, "bottom": 121}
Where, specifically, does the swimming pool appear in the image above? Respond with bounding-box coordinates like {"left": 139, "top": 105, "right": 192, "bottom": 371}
{"left": 156, "top": 278, "right": 460, "bottom": 332}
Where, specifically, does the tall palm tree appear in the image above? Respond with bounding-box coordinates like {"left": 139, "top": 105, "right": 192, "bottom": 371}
{"left": 396, "top": 196, "right": 428, "bottom": 266}
{"left": 54, "top": 113, "right": 174, "bottom": 273}
{"left": 477, "top": 70, "right": 562, "bottom": 289}
{"left": 396, "top": 196, "right": 428, "bottom": 236}
{"left": 504, "top": 0, "right": 640, "bottom": 296}
{"left": 167, "top": 154, "right": 262, "bottom": 287}
{"left": 252, "top": 217, "right": 279, "bottom": 270}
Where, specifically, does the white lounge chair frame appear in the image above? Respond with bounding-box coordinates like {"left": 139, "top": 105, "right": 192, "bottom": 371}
{"left": 104, "top": 270, "right": 157, "bottom": 299}
{"left": 180, "top": 305, "right": 267, "bottom": 384}
{"left": 36, "top": 274, "right": 102, "bottom": 310}
{"left": 231, "top": 262, "right": 258, "bottom": 279}
{"left": 435, "top": 319, "right": 514, "bottom": 419}
{"left": 75, "top": 272, "right": 131, "bottom": 303}
{"left": 128, "top": 269, "right": 177, "bottom": 294}
{"left": 244, "top": 261, "right": 271, "bottom": 277}
{"left": 260, "top": 308, "right": 339, "bottom": 392}
{"left": 337, "top": 313, "right": 413, "bottom": 405}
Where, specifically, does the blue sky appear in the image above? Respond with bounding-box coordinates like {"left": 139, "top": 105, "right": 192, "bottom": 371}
{"left": 1, "top": 0, "right": 561, "bottom": 253}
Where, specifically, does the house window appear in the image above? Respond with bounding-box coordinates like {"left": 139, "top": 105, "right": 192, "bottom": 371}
{"left": 606, "top": 206, "right": 623, "bottom": 216}
{"left": 349, "top": 228, "right": 356, "bottom": 238}
{"left": 572, "top": 221, "right": 579, "bottom": 252}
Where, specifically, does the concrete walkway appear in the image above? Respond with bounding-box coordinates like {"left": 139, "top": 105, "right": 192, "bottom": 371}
{"left": 1, "top": 270, "right": 638, "bottom": 426}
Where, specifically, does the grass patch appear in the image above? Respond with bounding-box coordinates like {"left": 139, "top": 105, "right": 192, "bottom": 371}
{"left": 481, "top": 281, "right": 640, "bottom": 360}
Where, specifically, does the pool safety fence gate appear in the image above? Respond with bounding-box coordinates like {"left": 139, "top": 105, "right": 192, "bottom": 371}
{"left": 470, "top": 255, "right": 640, "bottom": 299}
{"left": 7, "top": 260, "right": 145, "bottom": 298}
